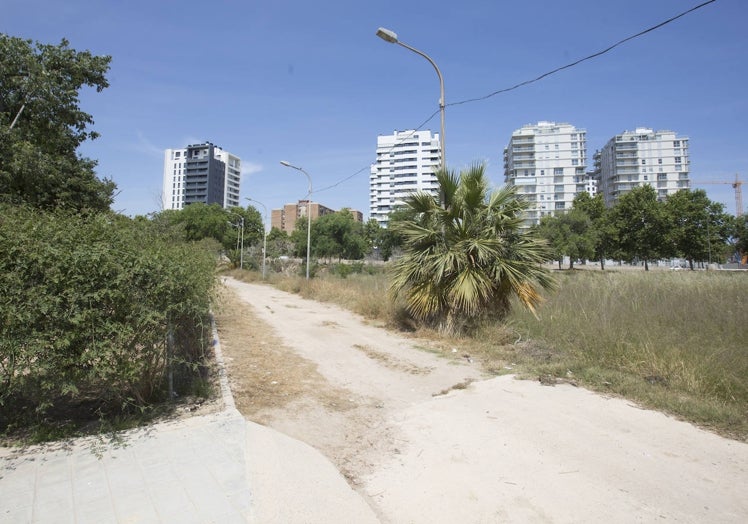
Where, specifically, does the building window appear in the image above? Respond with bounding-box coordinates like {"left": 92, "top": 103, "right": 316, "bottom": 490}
{"left": 641, "top": 159, "right": 646, "bottom": 165}
{"left": 572, "top": 159, "right": 579, "bottom": 166}
{"left": 658, "top": 159, "right": 662, "bottom": 164}
{"left": 554, "top": 168, "right": 563, "bottom": 175}
{"left": 673, "top": 140, "right": 680, "bottom": 147}
{"left": 675, "top": 157, "right": 682, "bottom": 164}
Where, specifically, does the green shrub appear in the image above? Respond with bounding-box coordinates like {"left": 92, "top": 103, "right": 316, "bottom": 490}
{"left": 332, "top": 263, "right": 353, "bottom": 279}
{"left": 0, "top": 205, "right": 216, "bottom": 430}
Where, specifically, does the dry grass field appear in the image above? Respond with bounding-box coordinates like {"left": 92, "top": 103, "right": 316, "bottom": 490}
{"left": 225, "top": 266, "right": 748, "bottom": 440}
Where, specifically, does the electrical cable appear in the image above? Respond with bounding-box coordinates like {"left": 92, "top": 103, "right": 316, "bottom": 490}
{"left": 448, "top": 0, "right": 717, "bottom": 108}
{"left": 315, "top": 0, "right": 718, "bottom": 196}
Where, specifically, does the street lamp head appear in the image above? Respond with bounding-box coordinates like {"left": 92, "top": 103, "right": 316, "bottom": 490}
{"left": 376, "top": 27, "right": 398, "bottom": 44}
{"left": 279, "top": 160, "right": 292, "bottom": 167}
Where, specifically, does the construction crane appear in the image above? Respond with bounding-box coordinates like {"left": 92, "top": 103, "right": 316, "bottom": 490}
{"left": 698, "top": 174, "right": 743, "bottom": 216}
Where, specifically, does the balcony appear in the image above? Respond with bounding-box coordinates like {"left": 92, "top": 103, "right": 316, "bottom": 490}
{"left": 512, "top": 152, "right": 535, "bottom": 160}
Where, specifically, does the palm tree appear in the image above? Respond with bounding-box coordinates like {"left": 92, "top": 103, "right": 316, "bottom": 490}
{"left": 390, "top": 164, "right": 554, "bottom": 335}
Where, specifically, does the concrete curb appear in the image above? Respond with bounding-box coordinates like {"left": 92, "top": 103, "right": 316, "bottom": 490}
{"left": 210, "top": 312, "right": 238, "bottom": 414}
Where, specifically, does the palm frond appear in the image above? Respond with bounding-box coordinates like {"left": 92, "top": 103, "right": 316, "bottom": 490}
{"left": 389, "top": 162, "right": 554, "bottom": 334}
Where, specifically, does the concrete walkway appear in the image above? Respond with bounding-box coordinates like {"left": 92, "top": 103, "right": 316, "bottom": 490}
{"left": 0, "top": 322, "right": 379, "bottom": 524}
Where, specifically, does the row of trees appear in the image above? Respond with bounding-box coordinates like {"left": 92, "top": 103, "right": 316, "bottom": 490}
{"left": 159, "top": 185, "right": 747, "bottom": 276}
{"left": 536, "top": 186, "right": 741, "bottom": 270}
{"left": 150, "top": 204, "right": 408, "bottom": 267}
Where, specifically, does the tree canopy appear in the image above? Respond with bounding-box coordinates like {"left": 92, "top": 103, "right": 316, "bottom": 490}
{"left": 292, "top": 209, "right": 368, "bottom": 262}
{"left": 536, "top": 209, "right": 594, "bottom": 269}
{"left": 664, "top": 189, "right": 731, "bottom": 269}
{"left": 609, "top": 185, "right": 671, "bottom": 270}
{"left": 534, "top": 187, "right": 733, "bottom": 270}
{"left": 733, "top": 215, "right": 748, "bottom": 261}
{"left": 152, "top": 203, "right": 263, "bottom": 267}
{"left": 0, "top": 34, "right": 115, "bottom": 212}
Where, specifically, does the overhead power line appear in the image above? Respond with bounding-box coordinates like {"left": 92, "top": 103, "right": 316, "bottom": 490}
{"left": 448, "top": 0, "right": 718, "bottom": 108}
{"left": 315, "top": 109, "right": 440, "bottom": 193}
{"left": 316, "top": 0, "right": 718, "bottom": 196}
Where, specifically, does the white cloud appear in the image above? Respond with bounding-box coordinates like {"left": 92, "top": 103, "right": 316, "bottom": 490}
{"left": 133, "top": 131, "right": 164, "bottom": 157}
{"left": 241, "top": 161, "right": 263, "bottom": 177}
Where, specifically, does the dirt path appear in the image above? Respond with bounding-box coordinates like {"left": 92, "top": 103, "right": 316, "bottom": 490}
{"left": 216, "top": 277, "right": 748, "bottom": 523}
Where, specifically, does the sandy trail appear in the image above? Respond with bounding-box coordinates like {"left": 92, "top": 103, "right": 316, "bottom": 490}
{"left": 221, "top": 277, "right": 748, "bottom": 523}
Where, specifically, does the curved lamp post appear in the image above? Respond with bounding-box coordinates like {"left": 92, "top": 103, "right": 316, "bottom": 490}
{"left": 246, "top": 197, "right": 268, "bottom": 279}
{"left": 376, "top": 27, "right": 446, "bottom": 168}
{"left": 279, "top": 161, "right": 313, "bottom": 279}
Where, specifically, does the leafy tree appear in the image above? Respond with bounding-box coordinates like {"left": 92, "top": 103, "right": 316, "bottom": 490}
{"left": 610, "top": 185, "right": 670, "bottom": 270}
{"left": 572, "top": 192, "right": 615, "bottom": 270}
{"left": 167, "top": 203, "right": 231, "bottom": 244}
{"left": 374, "top": 208, "right": 416, "bottom": 261}
{"left": 390, "top": 164, "right": 554, "bottom": 335}
{"left": 664, "top": 189, "right": 731, "bottom": 269}
{"left": 536, "top": 209, "right": 593, "bottom": 269}
{"left": 311, "top": 209, "right": 368, "bottom": 261}
{"left": 151, "top": 203, "right": 262, "bottom": 267}
{"left": 363, "top": 219, "right": 383, "bottom": 256}
{"left": 265, "top": 227, "right": 293, "bottom": 258}
{"left": 290, "top": 216, "right": 310, "bottom": 259}
{"left": 733, "top": 215, "right": 748, "bottom": 263}
{"left": 0, "top": 35, "right": 115, "bottom": 212}
{"left": 534, "top": 216, "right": 565, "bottom": 268}
{"left": 154, "top": 204, "right": 261, "bottom": 249}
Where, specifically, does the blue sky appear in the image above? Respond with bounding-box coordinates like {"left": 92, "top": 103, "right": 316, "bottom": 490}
{"left": 4, "top": 0, "right": 746, "bottom": 218}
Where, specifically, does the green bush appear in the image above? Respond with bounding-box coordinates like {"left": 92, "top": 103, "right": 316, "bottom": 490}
{"left": 0, "top": 205, "right": 216, "bottom": 429}
{"left": 332, "top": 263, "right": 353, "bottom": 279}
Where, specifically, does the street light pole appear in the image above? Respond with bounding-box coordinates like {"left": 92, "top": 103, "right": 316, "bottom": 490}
{"left": 376, "top": 27, "right": 446, "bottom": 168}
{"left": 279, "top": 161, "right": 313, "bottom": 280}
{"left": 246, "top": 197, "right": 268, "bottom": 279}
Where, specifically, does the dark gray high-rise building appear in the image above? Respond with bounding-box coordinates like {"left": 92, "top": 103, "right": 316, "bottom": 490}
{"left": 162, "top": 142, "right": 241, "bottom": 210}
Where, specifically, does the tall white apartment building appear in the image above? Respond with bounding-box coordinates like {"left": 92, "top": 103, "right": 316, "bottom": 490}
{"left": 162, "top": 142, "right": 241, "bottom": 210}
{"left": 503, "top": 121, "right": 591, "bottom": 228}
{"left": 369, "top": 129, "right": 441, "bottom": 227}
{"left": 598, "top": 128, "right": 689, "bottom": 207}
